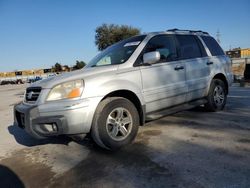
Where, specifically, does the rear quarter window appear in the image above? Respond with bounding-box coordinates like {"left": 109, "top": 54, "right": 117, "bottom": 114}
{"left": 201, "top": 36, "right": 225, "bottom": 56}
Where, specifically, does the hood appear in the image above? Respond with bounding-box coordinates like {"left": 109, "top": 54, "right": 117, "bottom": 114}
{"left": 30, "top": 66, "right": 118, "bottom": 89}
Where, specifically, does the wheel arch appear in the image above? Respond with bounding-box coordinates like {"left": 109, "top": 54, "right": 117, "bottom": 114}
{"left": 212, "top": 73, "right": 229, "bottom": 94}
{"left": 102, "top": 90, "right": 145, "bottom": 126}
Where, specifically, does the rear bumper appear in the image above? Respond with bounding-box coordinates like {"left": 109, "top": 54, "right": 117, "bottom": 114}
{"left": 14, "top": 97, "right": 102, "bottom": 139}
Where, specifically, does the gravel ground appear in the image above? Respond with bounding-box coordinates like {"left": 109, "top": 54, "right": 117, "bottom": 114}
{"left": 0, "top": 84, "right": 249, "bottom": 188}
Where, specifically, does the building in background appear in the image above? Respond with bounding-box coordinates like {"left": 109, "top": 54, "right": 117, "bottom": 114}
{"left": 227, "top": 48, "right": 250, "bottom": 81}
{"left": 226, "top": 48, "right": 250, "bottom": 58}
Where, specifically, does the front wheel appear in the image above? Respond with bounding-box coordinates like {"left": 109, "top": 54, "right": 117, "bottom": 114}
{"left": 91, "top": 97, "right": 139, "bottom": 150}
{"left": 204, "top": 79, "right": 227, "bottom": 112}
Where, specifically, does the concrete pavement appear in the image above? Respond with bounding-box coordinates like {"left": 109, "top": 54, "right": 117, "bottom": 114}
{"left": 0, "top": 84, "right": 249, "bottom": 188}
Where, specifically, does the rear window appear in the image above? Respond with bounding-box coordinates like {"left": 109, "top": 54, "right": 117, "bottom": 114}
{"left": 201, "top": 36, "right": 225, "bottom": 56}
{"left": 176, "top": 35, "right": 203, "bottom": 59}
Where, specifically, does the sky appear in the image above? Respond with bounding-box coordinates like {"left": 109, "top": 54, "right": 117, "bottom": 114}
{"left": 0, "top": 0, "right": 250, "bottom": 72}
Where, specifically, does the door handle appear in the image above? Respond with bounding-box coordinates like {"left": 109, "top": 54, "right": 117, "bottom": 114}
{"left": 174, "top": 65, "right": 184, "bottom": 71}
{"left": 206, "top": 62, "right": 213, "bottom": 65}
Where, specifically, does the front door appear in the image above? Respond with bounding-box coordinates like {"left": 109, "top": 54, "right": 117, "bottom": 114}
{"left": 138, "top": 35, "right": 187, "bottom": 113}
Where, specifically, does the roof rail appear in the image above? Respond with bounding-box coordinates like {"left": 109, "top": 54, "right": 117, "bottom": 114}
{"left": 167, "top": 28, "right": 209, "bottom": 35}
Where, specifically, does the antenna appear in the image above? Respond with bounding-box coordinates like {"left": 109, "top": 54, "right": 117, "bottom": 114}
{"left": 216, "top": 29, "right": 221, "bottom": 44}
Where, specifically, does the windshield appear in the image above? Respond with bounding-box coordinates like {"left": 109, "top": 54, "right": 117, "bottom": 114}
{"left": 86, "top": 35, "right": 146, "bottom": 68}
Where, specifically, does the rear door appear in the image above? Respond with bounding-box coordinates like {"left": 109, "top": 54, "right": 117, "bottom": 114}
{"left": 138, "top": 35, "right": 187, "bottom": 113}
{"left": 200, "top": 35, "right": 231, "bottom": 82}
{"left": 176, "top": 34, "right": 209, "bottom": 101}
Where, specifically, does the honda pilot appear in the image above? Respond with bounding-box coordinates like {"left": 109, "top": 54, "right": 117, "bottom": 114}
{"left": 14, "top": 29, "right": 233, "bottom": 150}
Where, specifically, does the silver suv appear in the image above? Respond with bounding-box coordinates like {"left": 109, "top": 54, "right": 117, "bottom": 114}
{"left": 14, "top": 29, "right": 233, "bottom": 150}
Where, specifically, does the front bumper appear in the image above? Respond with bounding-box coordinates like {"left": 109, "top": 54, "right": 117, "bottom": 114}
{"left": 14, "top": 98, "right": 102, "bottom": 139}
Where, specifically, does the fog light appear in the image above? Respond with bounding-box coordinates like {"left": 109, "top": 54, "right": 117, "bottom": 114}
{"left": 43, "top": 124, "right": 53, "bottom": 132}
{"left": 52, "top": 123, "right": 58, "bottom": 131}
{"left": 43, "top": 123, "right": 58, "bottom": 132}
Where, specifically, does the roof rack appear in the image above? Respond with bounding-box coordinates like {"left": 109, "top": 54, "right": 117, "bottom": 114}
{"left": 167, "top": 28, "right": 209, "bottom": 35}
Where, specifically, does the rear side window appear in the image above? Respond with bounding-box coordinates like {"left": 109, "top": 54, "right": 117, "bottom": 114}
{"left": 201, "top": 36, "right": 225, "bottom": 56}
{"left": 176, "top": 35, "right": 202, "bottom": 59}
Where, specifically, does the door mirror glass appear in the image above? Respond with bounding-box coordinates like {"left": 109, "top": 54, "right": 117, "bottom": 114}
{"left": 143, "top": 51, "right": 160, "bottom": 64}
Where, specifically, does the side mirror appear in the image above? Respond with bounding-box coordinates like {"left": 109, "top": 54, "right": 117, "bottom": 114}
{"left": 143, "top": 51, "right": 160, "bottom": 64}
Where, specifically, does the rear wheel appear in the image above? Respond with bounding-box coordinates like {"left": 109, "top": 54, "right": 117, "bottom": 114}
{"left": 91, "top": 97, "right": 139, "bottom": 150}
{"left": 205, "top": 79, "right": 227, "bottom": 111}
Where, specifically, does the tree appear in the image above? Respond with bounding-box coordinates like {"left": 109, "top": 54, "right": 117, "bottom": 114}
{"left": 73, "top": 60, "right": 86, "bottom": 70}
{"left": 95, "top": 24, "right": 141, "bottom": 50}
{"left": 53, "top": 62, "right": 62, "bottom": 72}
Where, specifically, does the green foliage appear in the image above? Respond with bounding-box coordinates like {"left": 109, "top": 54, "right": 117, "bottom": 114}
{"left": 53, "top": 62, "right": 62, "bottom": 72}
{"left": 73, "top": 60, "right": 86, "bottom": 70}
{"left": 95, "top": 24, "right": 141, "bottom": 51}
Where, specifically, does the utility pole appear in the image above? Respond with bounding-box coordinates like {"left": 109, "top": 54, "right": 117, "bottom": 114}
{"left": 216, "top": 29, "right": 221, "bottom": 44}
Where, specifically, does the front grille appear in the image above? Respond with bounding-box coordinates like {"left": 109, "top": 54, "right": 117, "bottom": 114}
{"left": 25, "top": 87, "right": 41, "bottom": 102}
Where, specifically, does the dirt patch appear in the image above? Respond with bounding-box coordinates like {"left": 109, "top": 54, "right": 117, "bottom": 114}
{"left": 142, "top": 130, "right": 162, "bottom": 136}
{"left": 50, "top": 143, "right": 179, "bottom": 188}
{"left": 0, "top": 148, "right": 55, "bottom": 188}
{"left": 238, "top": 138, "right": 250, "bottom": 143}
{"left": 136, "top": 129, "right": 162, "bottom": 145}
{"left": 191, "top": 133, "right": 213, "bottom": 140}
{"left": 214, "top": 148, "right": 244, "bottom": 160}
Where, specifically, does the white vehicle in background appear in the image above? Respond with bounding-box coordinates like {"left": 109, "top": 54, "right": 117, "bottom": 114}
{"left": 14, "top": 29, "right": 233, "bottom": 150}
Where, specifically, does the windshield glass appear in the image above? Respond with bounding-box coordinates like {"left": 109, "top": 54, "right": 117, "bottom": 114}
{"left": 86, "top": 35, "right": 146, "bottom": 68}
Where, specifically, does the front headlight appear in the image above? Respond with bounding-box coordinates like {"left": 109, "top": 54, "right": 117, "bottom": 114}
{"left": 46, "top": 80, "right": 84, "bottom": 101}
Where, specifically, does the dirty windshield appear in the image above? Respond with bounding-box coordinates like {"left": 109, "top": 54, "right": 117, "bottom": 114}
{"left": 86, "top": 35, "right": 146, "bottom": 68}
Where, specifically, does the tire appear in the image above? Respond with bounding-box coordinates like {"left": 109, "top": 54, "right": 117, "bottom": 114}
{"left": 91, "top": 97, "right": 139, "bottom": 150}
{"left": 204, "top": 79, "right": 227, "bottom": 112}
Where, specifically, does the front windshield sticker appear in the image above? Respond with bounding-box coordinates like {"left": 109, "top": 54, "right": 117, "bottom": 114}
{"left": 124, "top": 41, "right": 141, "bottom": 47}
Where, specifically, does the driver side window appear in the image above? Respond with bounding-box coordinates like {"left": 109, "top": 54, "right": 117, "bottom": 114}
{"left": 144, "top": 35, "right": 177, "bottom": 63}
